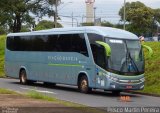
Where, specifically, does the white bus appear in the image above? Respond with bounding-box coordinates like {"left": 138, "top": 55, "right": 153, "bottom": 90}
{"left": 5, "top": 26, "right": 151, "bottom": 94}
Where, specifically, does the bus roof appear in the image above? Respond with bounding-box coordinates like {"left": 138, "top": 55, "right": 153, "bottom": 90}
{"left": 7, "top": 26, "right": 139, "bottom": 40}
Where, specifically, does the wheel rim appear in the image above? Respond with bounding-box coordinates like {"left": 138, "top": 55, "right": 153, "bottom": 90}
{"left": 81, "top": 79, "right": 88, "bottom": 92}
{"left": 21, "top": 72, "right": 26, "bottom": 84}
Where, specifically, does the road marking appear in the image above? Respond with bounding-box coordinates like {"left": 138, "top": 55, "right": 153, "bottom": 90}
{"left": 20, "top": 87, "right": 57, "bottom": 94}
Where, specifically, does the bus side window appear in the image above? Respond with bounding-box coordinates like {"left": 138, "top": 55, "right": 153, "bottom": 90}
{"left": 96, "top": 45, "right": 106, "bottom": 69}
{"left": 7, "top": 36, "right": 16, "bottom": 51}
{"left": 90, "top": 44, "right": 106, "bottom": 69}
{"left": 46, "top": 35, "right": 59, "bottom": 51}
{"left": 58, "top": 34, "right": 72, "bottom": 52}
{"left": 31, "top": 35, "right": 46, "bottom": 51}
{"left": 88, "top": 33, "right": 107, "bottom": 69}
{"left": 71, "top": 34, "right": 88, "bottom": 57}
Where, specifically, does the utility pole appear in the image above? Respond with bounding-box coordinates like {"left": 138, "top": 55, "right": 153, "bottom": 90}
{"left": 55, "top": 0, "right": 58, "bottom": 28}
{"left": 94, "top": 7, "right": 96, "bottom": 26}
{"left": 72, "top": 12, "right": 73, "bottom": 27}
{"left": 123, "top": 0, "right": 126, "bottom": 30}
{"left": 81, "top": 15, "right": 84, "bottom": 26}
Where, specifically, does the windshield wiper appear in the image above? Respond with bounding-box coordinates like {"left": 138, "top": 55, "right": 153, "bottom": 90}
{"left": 128, "top": 51, "right": 139, "bottom": 72}
{"left": 125, "top": 43, "right": 139, "bottom": 72}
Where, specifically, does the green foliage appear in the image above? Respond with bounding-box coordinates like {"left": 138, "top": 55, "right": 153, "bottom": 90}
{"left": 101, "top": 21, "right": 114, "bottom": 27}
{"left": 119, "top": 1, "right": 158, "bottom": 36}
{"left": 81, "top": 21, "right": 114, "bottom": 27}
{"left": 0, "top": 88, "right": 17, "bottom": 94}
{"left": 26, "top": 90, "right": 104, "bottom": 113}
{"left": 141, "top": 42, "right": 160, "bottom": 95}
{"left": 0, "top": 35, "right": 5, "bottom": 77}
{"left": 48, "top": 0, "right": 61, "bottom": 5}
{"left": 27, "top": 90, "right": 57, "bottom": 101}
{"left": 114, "top": 24, "right": 123, "bottom": 29}
{"left": 154, "top": 8, "right": 160, "bottom": 23}
{"left": 34, "top": 20, "right": 62, "bottom": 31}
{"left": 81, "top": 22, "right": 94, "bottom": 26}
{"left": 0, "top": 26, "right": 6, "bottom": 35}
{"left": 0, "top": 0, "right": 60, "bottom": 33}
{"left": 20, "top": 25, "right": 31, "bottom": 32}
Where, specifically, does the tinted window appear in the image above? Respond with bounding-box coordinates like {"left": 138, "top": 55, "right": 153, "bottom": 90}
{"left": 30, "top": 35, "right": 46, "bottom": 51}
{"left": 7, "top": 36, "right": 15, "bottom": 51}
{"left": 45, "top": 35, "right": 59, "bottom": 51}
{"left": 13, "top": 36, "right": 21, "bottom": 51}
{"left": 88, "top": 33, "right": 106, "bottom": 68}
{"left": 58, "top": 34, "right": 72, "bottom": 52}
{"left": 7, "top": 36, "right": 31, "bottom": 51}
{"left": 88, "top": 33, "right": 104, "bottom": 44}
{"left": 7, "top": 34, "right": 88, "bottom": 56}
{"left": 71, "top": 34, "right": 88, "bottom": 56}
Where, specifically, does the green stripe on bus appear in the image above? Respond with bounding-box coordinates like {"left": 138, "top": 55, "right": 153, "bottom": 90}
{"left": 48, "top": 63, "right": 82, "bottom": 67}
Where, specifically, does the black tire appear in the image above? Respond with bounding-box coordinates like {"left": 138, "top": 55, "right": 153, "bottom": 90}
{"left": 112, "top": 90, "right": 121, "bottom": 96}
{"left": 19, "top": 70, "right": 27, "bottom": 85}
{"left": 43, "top": 82, "right": 56, "bottom": 87}
{"left": 27, "top": 80, "right": 35, "bottom": 85}
{"left": 78, "top": 76, "right": 91, "bottom": 93}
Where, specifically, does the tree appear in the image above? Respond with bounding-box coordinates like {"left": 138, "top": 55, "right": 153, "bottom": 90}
{"left": 81, "top": 22, "right": 94, "bottom": 26}
{"left": 0, "top": 26, "right": 6, "bottom": 35}
{"left": 154, "top": 9, "right": 160, "bottom": 23}
{"left": 0, "top": 0, "right": 60, "bottom": 33}
{"left": 34, "top": 20, "right": 62, "bottom": 31}
{"left": 119, "top": 1, "right": 154, "bottom": 35}
{"left": 101, "top": 21, "right": 114, "bottom": 27}
{"left": 153, "top": 9, "right": 160, "bottom": 34}
{"left": 20, "top": 25, "right": 32, "bottom": 32}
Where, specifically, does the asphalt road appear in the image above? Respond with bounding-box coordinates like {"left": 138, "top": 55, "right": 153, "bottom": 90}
{"left": 0, "top": 78, "right": 160, "bottom": 108}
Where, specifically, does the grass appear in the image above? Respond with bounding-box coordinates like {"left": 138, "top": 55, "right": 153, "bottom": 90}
{"left": 0, "top": 88, "right": 17, "bottom": 94}
{"left": 0, "top": 88, "right": 105, "bottom": 113}
{"left": 26, "top": 90, "right": 105, "bottom": 113}
{"left": 0, "top": 35, "right": 5, "bottom": 77}
{"left": 26, "top": 90, "right": 85, "bottom": 106}
{"left": 0, "top": 88, "right": 104, "bottom": 113}
{"left": 140, "top": 42, "right": 160, "bottom": 95}
{"left": 27, "top": 90, "right": 57, "bottom": 102}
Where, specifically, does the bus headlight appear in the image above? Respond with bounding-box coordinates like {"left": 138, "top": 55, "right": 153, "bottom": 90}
{"left": 140, "top": 78, "right": 145, "bottom": 82}
{"left": 140, "top": 85, "right": 144, "bottom": 89}
{"left": 108, "top": 75, "right": 119, "bottom": 82}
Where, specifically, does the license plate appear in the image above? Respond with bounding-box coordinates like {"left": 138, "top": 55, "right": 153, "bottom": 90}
{"left": 126, "top": 86, "right": 132, "bottom": 89}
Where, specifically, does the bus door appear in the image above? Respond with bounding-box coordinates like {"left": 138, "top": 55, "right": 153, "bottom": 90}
{"left": 88, "top": 33, "right": 107, "bottom": 88}
{"left": 91, "top": 44, "right": 107, "bottom": 88}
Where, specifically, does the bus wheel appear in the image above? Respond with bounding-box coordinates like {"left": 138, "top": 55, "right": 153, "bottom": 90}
{"left": 20, "top": 70, "right": 27, "bottom": 85}
{"left": 78, "top": 76, "right": 91, "bottom": 93}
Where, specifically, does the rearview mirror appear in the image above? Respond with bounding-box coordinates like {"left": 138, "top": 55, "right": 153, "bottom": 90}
{"left": 96, "top": 41, "right": 111, "bottom": 57}
{"left": 142, "top": 44, "right": 153, "bottom": 58}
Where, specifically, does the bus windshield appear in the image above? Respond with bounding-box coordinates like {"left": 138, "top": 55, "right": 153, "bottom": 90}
{"left": 106, "top": 38, "right": 144, "bottom": 75}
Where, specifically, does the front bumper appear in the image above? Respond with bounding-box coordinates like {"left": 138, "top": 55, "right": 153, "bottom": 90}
{"left": 106, "top": 79, "right": 144, "bottom": 90}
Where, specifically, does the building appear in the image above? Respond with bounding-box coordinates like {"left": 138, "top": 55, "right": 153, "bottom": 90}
{"left": 85, "top": 0, "right": 95, "bottom": 23}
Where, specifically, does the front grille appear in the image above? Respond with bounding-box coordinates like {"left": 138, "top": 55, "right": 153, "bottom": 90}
{"left": 118, "top": 79, "right": 141, "bottom": 84}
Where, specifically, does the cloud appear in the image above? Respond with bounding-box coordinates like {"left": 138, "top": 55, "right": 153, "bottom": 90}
{"left": 55, "top": 0, "right": 160, "bottom": 27}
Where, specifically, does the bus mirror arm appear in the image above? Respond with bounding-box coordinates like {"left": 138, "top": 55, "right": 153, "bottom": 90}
{"left": 95, "top": 41, "right": 111, "bottom": 57}
{"left": 142, "top": 44, "right": 153, "bottom": 58}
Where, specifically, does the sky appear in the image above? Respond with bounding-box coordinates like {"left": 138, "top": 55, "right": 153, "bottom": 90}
{"left": 43, "top": 0, "right": 160, "bottom": 27}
